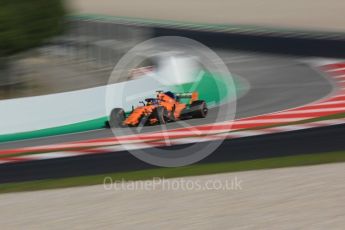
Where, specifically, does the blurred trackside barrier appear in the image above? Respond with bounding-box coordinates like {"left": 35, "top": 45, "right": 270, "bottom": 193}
{"left": 70, "top": 14, "right": 345, "bottom": 58}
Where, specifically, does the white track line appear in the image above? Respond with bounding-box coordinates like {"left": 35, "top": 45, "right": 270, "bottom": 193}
{"left": 281, "top": 107, "right": 345, "bottom": 114}
{"left": 319, "top": 100, "right": 345, "bottom": 105}
{"left": 326, "top": 67, "right": 345, "bottom": 72}
{"left": 26, "top": 152, "right": 82, "bottom": 160}
{"left": 334, "top": 75, "right": 345, "bottom": 79}
{"left": 228, "top": 117, "right": 312, "bottom": 124}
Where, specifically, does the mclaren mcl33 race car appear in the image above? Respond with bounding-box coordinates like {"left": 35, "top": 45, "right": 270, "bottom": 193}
{"left": 108, "top": 91, "right": 208, "bottom": 128}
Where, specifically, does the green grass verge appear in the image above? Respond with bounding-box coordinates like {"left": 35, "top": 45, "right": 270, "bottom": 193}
{"left": 1, "top": 151, "right": 345, "bottom": 194}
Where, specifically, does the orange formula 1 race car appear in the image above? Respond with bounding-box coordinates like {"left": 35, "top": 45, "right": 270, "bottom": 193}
{"left": 108, "top": 91, "right": 208, "bottom": 127}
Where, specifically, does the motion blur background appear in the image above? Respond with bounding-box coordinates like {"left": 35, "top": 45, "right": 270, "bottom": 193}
{"left": 1, "top": 1, "right": 345, "bottom": 229}
{"left": 2, "top": 0, "right": 345, "bottom": 99}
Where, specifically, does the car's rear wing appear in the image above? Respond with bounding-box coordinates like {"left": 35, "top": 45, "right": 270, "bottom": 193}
{"left": 176, "top": 92, "right": 198, "bottom": 103}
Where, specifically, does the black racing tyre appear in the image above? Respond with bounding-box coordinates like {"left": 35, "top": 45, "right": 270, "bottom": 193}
{"left": 180, "top": 107, "right": 191, "bottom": 119}
{"left": 153, "top": 106, "right": 166, "bottom": 124}
{"left": 109, "top": 108, "right": 126, "bottom": 128}
{"left": 190, "top": 100, "right": 208, "bottom": 118}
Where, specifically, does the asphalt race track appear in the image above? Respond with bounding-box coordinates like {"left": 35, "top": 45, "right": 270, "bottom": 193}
{"left": 0, "top": 50, "right": 332, "bottom": 150}
{"left": 0, "top": 50, "right": 337, "bottom": 182}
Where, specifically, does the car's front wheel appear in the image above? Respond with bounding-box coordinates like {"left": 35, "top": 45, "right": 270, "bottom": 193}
{"left": 109, "top": 108, "right": 126, "bottom": 128}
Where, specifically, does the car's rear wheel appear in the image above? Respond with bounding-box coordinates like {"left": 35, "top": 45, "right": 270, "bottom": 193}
{"left": 190, "top": 100, "right": 208, "bottom": 118}
{"left": 153, "top": 106, "right": 166, "bottom": 124}
{"left": 109, "top": 108, "right": 126, "bottom": 128}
